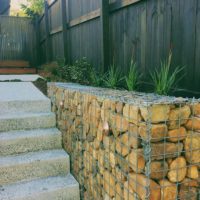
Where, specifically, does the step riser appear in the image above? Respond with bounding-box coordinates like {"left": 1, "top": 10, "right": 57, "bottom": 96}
{"left": 0, "top": 100, "right": 51, "bottom": 114}
{"left": 0, "top": 175, "right": 80, "bottom": 200}
{"left": 0, "top": 114, "right": 56, "bottom": 132}
{"left": 0, "top": 157, "right": 69, "bottom": 185}
{"left": 13, "top": 186, "right": 80, "bottom": 200}
{"left": 0, "top": 133, "right": 62, "bottom": 156}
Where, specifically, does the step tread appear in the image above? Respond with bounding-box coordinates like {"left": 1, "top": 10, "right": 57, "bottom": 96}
{"left": 0, "top": 112, "right": 55, "bottom": 120}
{"left": 0, "top": 174, "right": 79, "bottom": 200}
{"left": 0, "top": 128, "right": 61, "bottom": 140}
{"left": 0, "top": 112, "right": 56, "bottom": 132}
{"left": 0, "top": 149, "right": 68, "bottom": 167}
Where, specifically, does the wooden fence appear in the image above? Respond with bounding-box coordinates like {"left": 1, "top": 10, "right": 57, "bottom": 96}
{"left": 38, "top": 0, "right": 200, "bottom": 96}
{"left": 0, "top": 16, "right": 38, "bottom": 66}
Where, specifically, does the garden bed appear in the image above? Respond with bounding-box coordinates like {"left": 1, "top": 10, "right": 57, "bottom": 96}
{"left": 48, "top": 82, "right": 200, "bottom": 200}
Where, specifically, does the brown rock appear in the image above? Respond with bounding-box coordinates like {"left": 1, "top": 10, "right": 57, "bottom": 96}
{"left": 184, "top": 131, "right": 200, "bottom": 164}
{"left": 159, "top": 179, "right": 177, "bottom": 200}
{"left": 168, "top": 105, "right": 191, "bottom": 129}
{"left": 149, "top": 161, "right": 169, "bottom": 180}
{"left": 181, "top": 178, "right": 199, "bottom": 187}
{"left": 113, "top": 166, "right": 126, "bottom": 182}
{"left": 187, "top": 166, "right": 199, "bottom": 179}
{"left": 126, "top": 149, "right": 145, "bottom": 173}
{"left": 185, "top": 117, "right": 200, "bottom": 131}
{"left": 115, "top": 183, "right": 123, "bottom": 200}
{"left": 77, "top": 104, "right": 82, "bottom": 116}
{"left": 101, "top": 99, "right": 115, "bottom": 121}
{"left": 97, "top": 121, "right": 103, "bottom": 142}
{"left": 116, "top": 154, "right": 130, "bottom": 173}
{"left": 103, "top": 170, "right": 115, "bottom": 198}
{"left": 139, "top": 123, "right": 168, "bottom": 142}
{"left": 93, "top": 138, "right": 100, "bottom": 149}
{"left": 140, "top": 104, "right": 170, "bottom": 123}
{"left": 109, "top": 151, "right": 116, "bottom": 168}
{"left": 129, "top": 173, "right": 161, "bottom": 200}
{"left": 179, "top": 185, "right": 197, "bottom": 200}
{"left": 116, "top": 102, "right": 124, "bottom": 113}
{"left": 167, "top": 158, "right": 173, "bottom": 165}
{"left": 98, "top": 149, "right": 105, "bottom": 174}
{"left": 128, "top": 123, "right": 141, "bottom": 147}
{"left": 124, "top": 181, "right": 138, "bottom": 200}
{"left": 116, "top": 132, "right": 139, "bottom": 156}
{"left": 167, "top": 157, "right": 187, "bottom": 182}
{"left": 167, "top": 127, "right": 187, "bottom": 142}
{"left": 115, "top": 114, "right": 129, "bottom": 132}
{"left": 101, "top": 109, "right": 110, "bottom": 122}
{"left": 191, "top": 103, "right": 200, "bottom": 116}
{"left": 123, "top": 104, "right": 141, "bottom": 125}
{"left": 151, "top": 142, "right": 183, "bottom": 160}
{"left": 89, "top": 99, "right": 101, "bottom": 119}
{"left": 103, "top": 136, "right": 115, "bottom": 152}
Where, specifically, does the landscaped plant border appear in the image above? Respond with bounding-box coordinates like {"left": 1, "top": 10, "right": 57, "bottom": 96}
{"left": 44, "top": 52, "right": 185, "bottom": 98}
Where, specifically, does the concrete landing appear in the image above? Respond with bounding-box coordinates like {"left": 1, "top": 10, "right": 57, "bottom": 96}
{"left": 0, "top": 82, "right": 47, "bottom": 102}
{"left": 0, "top": 75, "right": 42, "bottom": 82}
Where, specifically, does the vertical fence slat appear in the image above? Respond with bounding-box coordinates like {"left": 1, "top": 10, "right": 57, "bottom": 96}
{"left": 61, "top": 0, "right": 70, "bottom": 63}
{"left": 45, "top": 0, "right": 52, "bottom": 62}
{"left": 100, "top": 0, "right": 110, "bottom": 72}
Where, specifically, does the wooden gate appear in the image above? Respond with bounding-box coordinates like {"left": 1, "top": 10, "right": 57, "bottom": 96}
{"left": 0, "top": 16, "right": 38, "bottom": 68}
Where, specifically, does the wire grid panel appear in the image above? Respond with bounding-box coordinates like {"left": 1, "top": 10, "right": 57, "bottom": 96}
{"left": 48, "top": 83, "right": 200, "bottom": 200}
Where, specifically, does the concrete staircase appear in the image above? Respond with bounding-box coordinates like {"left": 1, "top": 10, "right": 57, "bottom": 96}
{"left": 0, "top": 82, "right": 79, "bottom": 200}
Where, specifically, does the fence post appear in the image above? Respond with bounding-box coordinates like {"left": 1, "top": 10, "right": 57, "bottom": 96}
{"left": 100, "top": 0, "right": 110, "bottom": 73}
{"left": 35, "top": 16, "right": 41, "bottom": 69}
{"left": 61, "top": 0, "right": 70, "bottom": 64}
{"left": 44, "top": 0, "right": 51, "bottom": 62}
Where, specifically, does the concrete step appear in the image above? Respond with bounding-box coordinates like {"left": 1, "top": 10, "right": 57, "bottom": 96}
{"left": 0, "top": 174, "right": 80, "bottom": 200}
{"left": 0, "top": 113, "right": 56, "bottom": 132}
{"left": 0, "top": 128, "right": 62, "bottom": 156}
{"left": 0, "top": 82, "right": 50, "bottom": 114}
{"left": 0, "top": 149, "right": 70, "bottom": 185}
{"left": 0, "top": 100, "right": 51, "bottom": 114}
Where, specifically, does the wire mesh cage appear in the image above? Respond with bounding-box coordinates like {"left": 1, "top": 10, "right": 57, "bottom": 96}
{"left": 48, "top": 83, "right": 200, "bottom": 200}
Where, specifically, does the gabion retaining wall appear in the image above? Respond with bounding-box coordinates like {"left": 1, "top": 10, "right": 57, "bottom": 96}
{"left": 48, "top": 83, "right": 200, "bottom": 200}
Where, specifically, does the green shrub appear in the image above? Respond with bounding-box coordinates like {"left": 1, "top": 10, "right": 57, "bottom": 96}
{"left": 56, "top": 57, "right": 70, "bottom": 81}
{"left": 125, "top": 61, "right": 141, "bottom": 91}
{"left": 68, "top": 57, "right": 93, "bottom": 85}
{"left": 103, "top": 65, "right": 124, "bottom": 89}
{"left": 89, "top": 68, "right": 105, "bottom": 87}
{"left": 150, "top": 52, "right": 184, "bottom": 95}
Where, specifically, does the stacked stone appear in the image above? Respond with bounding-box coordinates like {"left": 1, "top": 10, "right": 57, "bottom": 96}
{"left": 48, "top": 83, "right": 200, "bottom": 200}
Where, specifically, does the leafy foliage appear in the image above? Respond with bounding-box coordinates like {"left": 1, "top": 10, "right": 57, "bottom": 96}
{"left": 89, "top": 68, "right": 105, "bottom": 87}
{"left": 150, "top": 52, "right": 185, "bottom": 95}
{"left": 21, "top": 0, "right": 44, "bottom": 18}
{"left": 125, "top": 61, "right": 141, "bottom": 91}
{"left": 68, "top": 57, "right": 93, "bottom": 85}
{"left": 56, "top": 57, "right": 70, "bottom": 81}
{"left": 103, "top": 65, "right": 124, "bottom": 89}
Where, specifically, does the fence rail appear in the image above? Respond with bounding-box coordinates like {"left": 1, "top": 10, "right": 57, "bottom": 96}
{"left": 38, "top": 0, "right": 200, "bottom": 97}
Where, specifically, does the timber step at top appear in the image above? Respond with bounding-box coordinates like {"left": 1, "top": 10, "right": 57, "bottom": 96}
{"left": 0, "top": 60, "right": 36, "bottom": 74}
{"left": 0, "top": 60, "right": 30, "bottom": 68}
{"left": 0, "top": 68, "right": 37, "bottom": 75}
